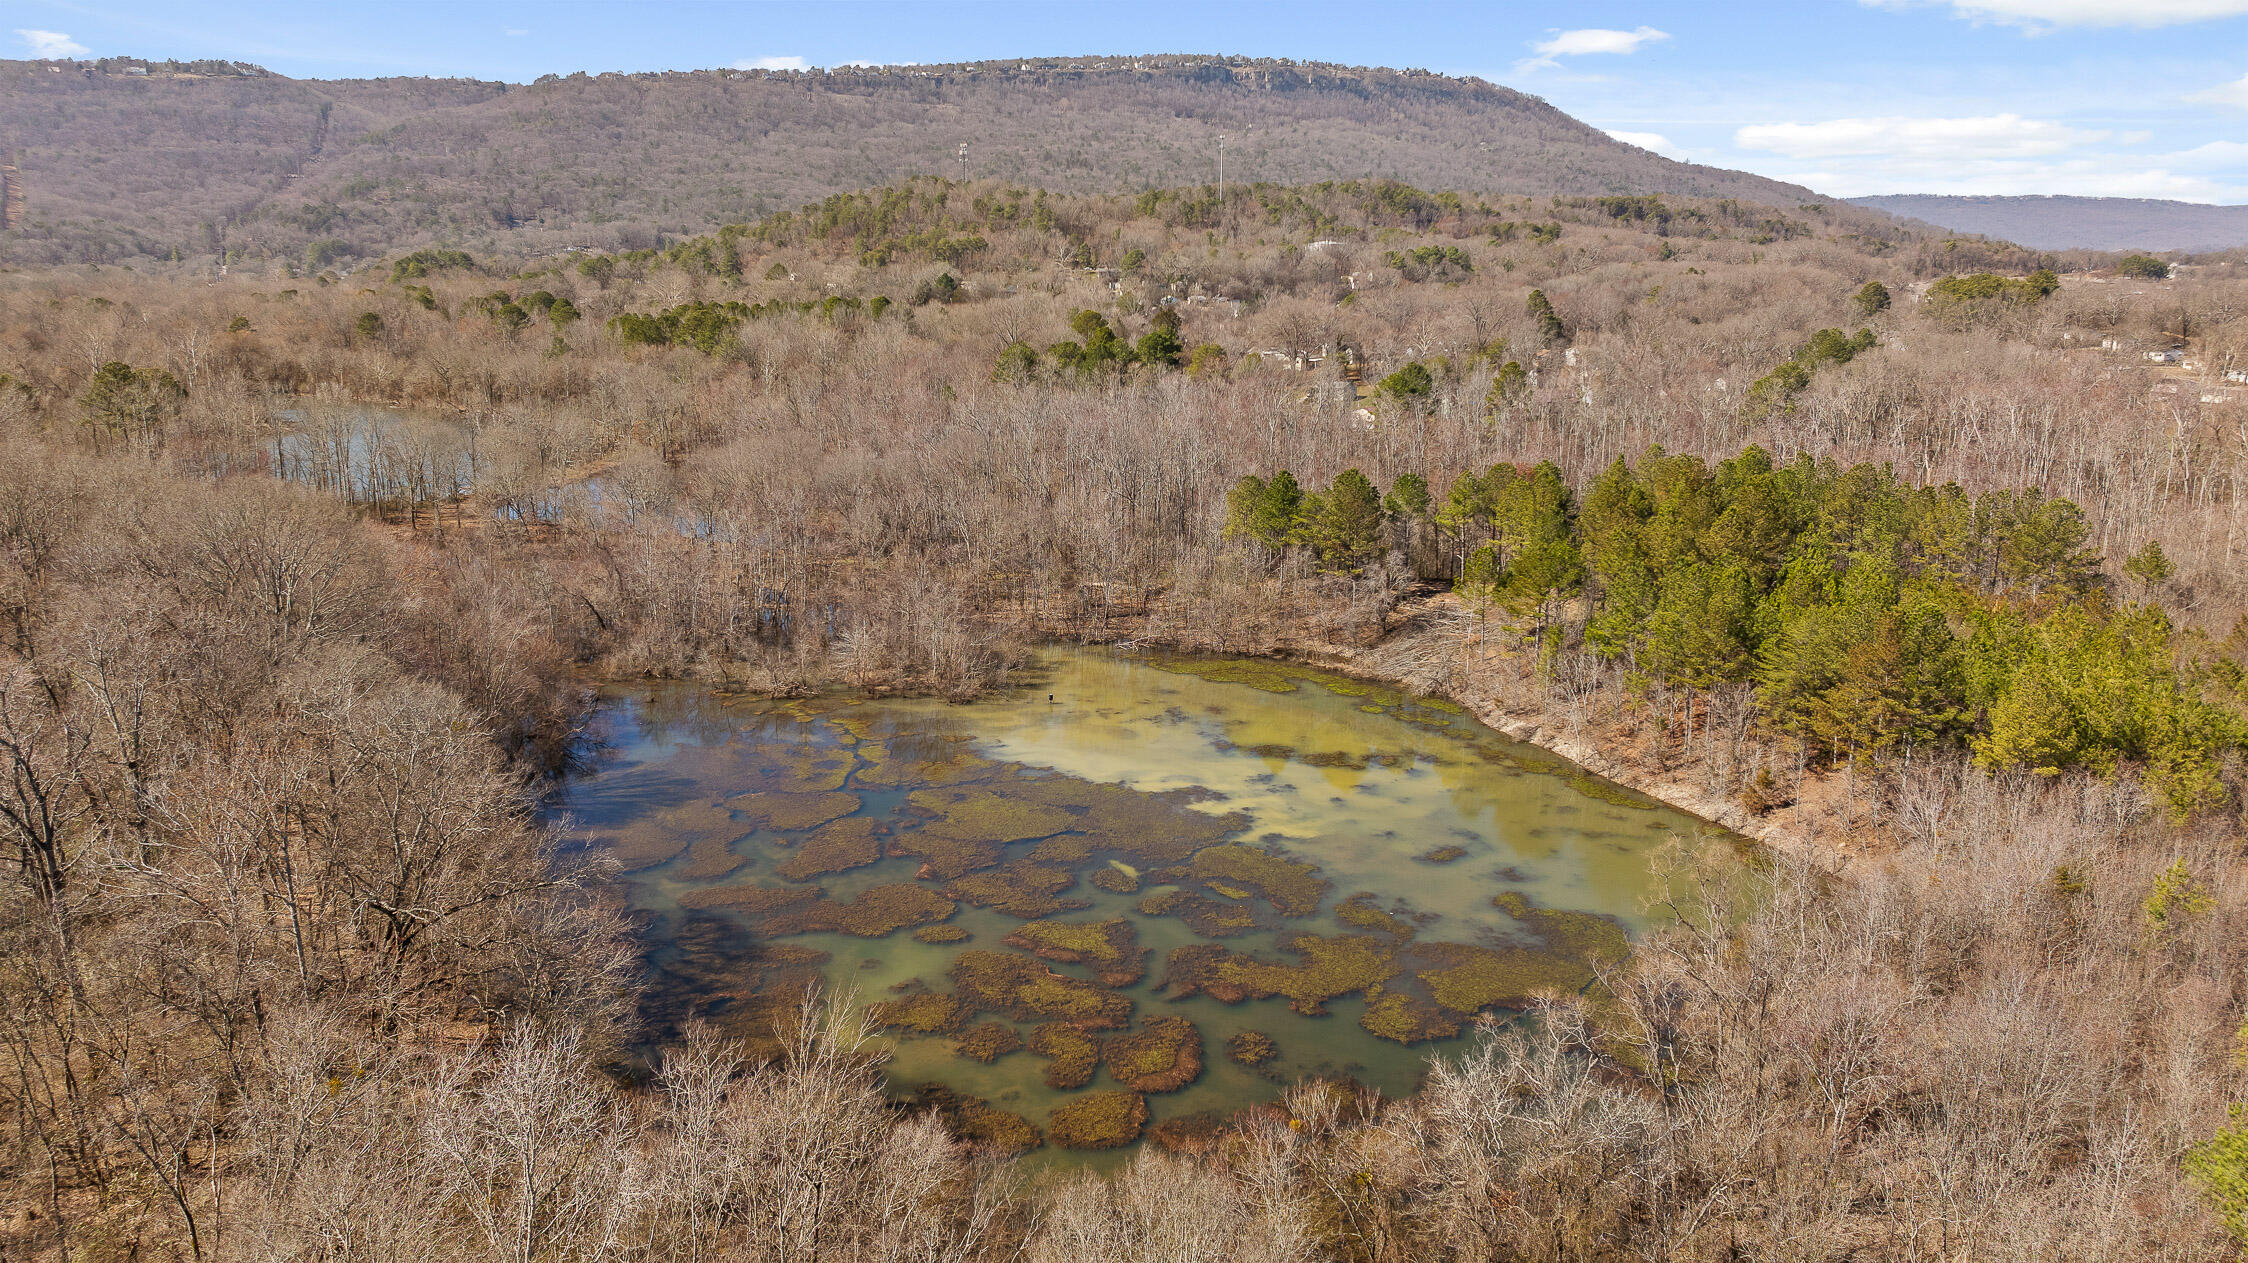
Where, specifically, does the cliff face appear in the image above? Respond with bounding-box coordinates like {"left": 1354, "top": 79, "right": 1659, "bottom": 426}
{"left": 0, "top": 54, "right": 1818, "bottom": 264}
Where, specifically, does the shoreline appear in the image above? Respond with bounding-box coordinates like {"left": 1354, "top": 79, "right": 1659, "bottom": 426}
{"left": 1296, "top": 641, "right": 1838, "bottom": 870}
{"left": 1055, "top": 611, "right": 1854, "bottom": 875}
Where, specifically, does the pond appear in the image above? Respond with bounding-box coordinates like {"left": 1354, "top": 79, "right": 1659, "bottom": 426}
{"left": 553, "top": 648, "right": 1732, "bottom": 1162}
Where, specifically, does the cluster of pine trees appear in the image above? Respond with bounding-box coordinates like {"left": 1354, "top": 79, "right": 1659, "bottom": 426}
{"left": 1231, "top": 446, "right": 2248, "bottom": 816}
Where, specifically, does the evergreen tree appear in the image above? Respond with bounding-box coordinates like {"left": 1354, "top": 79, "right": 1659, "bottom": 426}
{"left": 1312, "top": 469, "right": 1386, "bottom": 570}
{"left": 1526, "top": 288, "right": 1567, "bottom": 346}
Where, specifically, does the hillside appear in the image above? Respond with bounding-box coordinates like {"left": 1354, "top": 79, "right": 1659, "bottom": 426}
{"left": 0, "top": 53, "right": 1826, "bottom": 265}
{"left": 1851, "top": 193, "right": 2248, "bottom": 252}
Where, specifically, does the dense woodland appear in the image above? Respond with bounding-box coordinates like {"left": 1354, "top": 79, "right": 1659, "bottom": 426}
{"left": 1, "top": 176, "right": 2247, "bottom": 1259}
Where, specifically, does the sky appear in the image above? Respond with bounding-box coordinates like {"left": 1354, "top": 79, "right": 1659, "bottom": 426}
{"left": 13, "top": 0, "right": 2248, "bottom": 203}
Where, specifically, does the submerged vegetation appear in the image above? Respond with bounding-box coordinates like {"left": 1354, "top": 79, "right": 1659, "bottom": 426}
{"left": 1047, "top": 1090, "right": 1151, "bottom": 1150}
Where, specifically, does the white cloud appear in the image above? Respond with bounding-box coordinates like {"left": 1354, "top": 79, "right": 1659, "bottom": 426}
{"left": 16, "top": 29, "right": 89, "bottom": 58}
{"left": 1605, "top": 130, "right": 1682, "bottom": 157}
{"left": 2164, "top": 139, "right": 2248, "bottom": 166}
{"left": 733, "top": 55, "right": 809, "bottom": 71}
{"left": 1776, "top": 157, "right": 2245, "bottom": 200}
{"left": 1518, "top": 26, "right": 1668, "bottom": 72}
{"left": 1728, "top": 111, "right": 2248, "bottom": 199}
{"left": 1873, "top": 0, "right": 2248, "bottom": 28}
{"left": 504, "top": 27, "right": 528, "bottom": 37}
{"left": 1736, "top": 113, "right": 2108, "bottom": 160}
{"left": 2188, "top": 72, "right": 2248, "bottom": 107}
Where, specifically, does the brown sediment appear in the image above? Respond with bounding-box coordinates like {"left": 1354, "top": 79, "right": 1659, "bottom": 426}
{"left": 1003, "top": 917, "right": 1147, "bottom": 986}
{"left": 1358, "top": 991, "right": 1463, "bottom": 1044}
{"left": 1099, "top": 1015, "right": 1203, "bottom": 1092}
{"left": 1161, "top": 934, "right": 1397, "bottom": 1015}
{"left": 1224, "top": 1029, "right": 1279, "bottom": 1067}
{"left": 884, "top": 827, "right": 1005, "bottom": 881}
{"left": 675, "top": 883, "right": 820, "bottom": 918}
{"left": 592, "top": 798, "right": 739, "bottom": 871}
{"left": 1089, "top": 865, "right": 1140, "bottom": 893}
{"left": 1336, "top": 892, "right": 1418, "bottom": 939}
{"left": 944, "top": 863, "right": 1088, "bottom": 919}
{"left": 907, "top": 1084, "right": 1042, "bottom": 1153}
{"left": 1027, "top": 1022, "right": 1101, "bottom": 1088}
{"left": 854, "top": 737, "right": 996, "bottom": 788}
{"left": 1047, "top": 1090, "right": 1149, "bottom": 1149}
{"left": 638, "top": 914, "right": 827, "bottom": 1054}
{"left": 819, "top": 884, "right": 956, "bottom": 936}
{"left": 870, "top": 990, "right": 971, "bottom": 1034}
{"left": 1412, "top": 940, "right": 1594, "bottom": 1014}
{"left": 953, "top": 1021, "right": 1025, "bottom": 1063}
{"left": 1011, "top": 775, "right": 1249, "bottom": 866}
{"left": 1148, "top": 1111, "right": 1229, "bottom": 1154}
{"left": 909, "top": 786, "right": 1076, "bottom": 843}
{"left": 1135, "top": 888, "right": 1260, "bottom": 937}
{"left": 1185, "top": 844, "right": 1329, "bottom": 915}
{"left": 947, "top": 950, "right": 1133, "bottom": 1028}
{"left": 675, "top": 833, "right": 750, "bottom": 881}
{"left": 677, "top": 881, "right": 953, "bottom": 937}
{"left": 1494, "top": 891, "right": 1631, "bottom": 967}
{"left": 729, "top": 789, "right": 861, "bottom": 831}
{"left": 741, "top": 742, "right": 858, "bottom": 792}
{"left": 1413, "top": 845, "right": 1469, "bottom": 864}
{"left": 954, "top": 1098, "right": 1041, "bottom": 1152}
{"left": 774, "top": 816, "right": 887, "bottom": 880}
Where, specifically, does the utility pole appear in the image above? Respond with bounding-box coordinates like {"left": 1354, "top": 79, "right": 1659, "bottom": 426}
{"left": 957, "top": 142, "right": 968, "bottom": 183}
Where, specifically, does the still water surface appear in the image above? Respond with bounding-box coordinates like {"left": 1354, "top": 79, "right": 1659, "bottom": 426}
{"left": 554, "top": 649, "right": 1728, "bottom": 1160}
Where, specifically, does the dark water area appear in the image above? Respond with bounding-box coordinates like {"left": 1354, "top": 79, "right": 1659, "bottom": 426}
{"left": 550, "top": 649, "right": 1734, "bottom": 1167}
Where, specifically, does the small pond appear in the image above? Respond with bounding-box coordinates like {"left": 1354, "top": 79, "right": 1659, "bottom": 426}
{"left": 552, "top": 648, "right": 1732, "bottom": 1163}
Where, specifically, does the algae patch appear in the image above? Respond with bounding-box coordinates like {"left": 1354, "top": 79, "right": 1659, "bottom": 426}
{"left": 1048, "top": 1090, "right": 1149, "bottom": 1149}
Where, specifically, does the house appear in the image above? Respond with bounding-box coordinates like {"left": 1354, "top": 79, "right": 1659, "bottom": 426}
{"left": 2223, "top": 368, "right": 2248, "bottom": 384}
{"left": 2147, "top": 348, "right": 2184, "bottom": 365}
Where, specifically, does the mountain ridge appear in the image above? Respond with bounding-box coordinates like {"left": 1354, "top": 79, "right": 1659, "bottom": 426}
{"left": 1, "top": 53, "right": 1827, "bottom": 265}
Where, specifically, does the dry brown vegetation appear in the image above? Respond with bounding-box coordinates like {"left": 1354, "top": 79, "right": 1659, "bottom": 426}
{"left": 0, "top": 55, "right": 1822, "bottom": 266}
{"left": 1, "top": 178, "right": 2245, "bottom": 1258}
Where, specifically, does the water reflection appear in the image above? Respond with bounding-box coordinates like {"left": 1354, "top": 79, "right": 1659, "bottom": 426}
{"left": 552, "top": 649, "right": 1734, "bottom": 1163}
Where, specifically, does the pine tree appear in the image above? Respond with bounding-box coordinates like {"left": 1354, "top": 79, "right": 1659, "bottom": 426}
{"left": 1313, "top": 469, "right": 1386, "bottom": 570}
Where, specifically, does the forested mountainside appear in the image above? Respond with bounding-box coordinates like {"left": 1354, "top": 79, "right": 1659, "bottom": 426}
{"left": 0, "top": 53, "right": 1824, "bottom": 265}
{"left": 1855, "top": 193, "right": 2248, "bottom": 252}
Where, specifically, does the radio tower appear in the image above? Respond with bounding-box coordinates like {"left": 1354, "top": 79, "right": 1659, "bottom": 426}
{"left": 957, "top": 142, "right": 969, "bottom": 183}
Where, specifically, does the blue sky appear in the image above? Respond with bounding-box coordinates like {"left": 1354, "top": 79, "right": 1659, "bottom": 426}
{"left": 14, "top": 1, "right": 2248, "bottom": 202}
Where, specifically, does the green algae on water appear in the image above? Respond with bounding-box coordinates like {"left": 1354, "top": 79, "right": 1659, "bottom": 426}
{"left": 1048, "top": 1090, "right": 1149, "bottom": 1149}
{"left": 953, "top": 1021, "right": 1025, "bottom": 1063}
{"left": 1224, "top": 1029, "right": 1279, "bottom": 1067}
{"left": 948, "top": 950, "right": 1133, "bottom": 1028}
{"left": 561, "top": 647, "right": 1736, "bottom": 1164}
{"left": 1101, "top": 1015, "right": 1204, "bottom": 1093}
{"left": 1028, "top": 1022, "right": 1101, "bottom": 1088}
{"left": 1003, "top": 917, "right": 1147, "bottom": 987}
